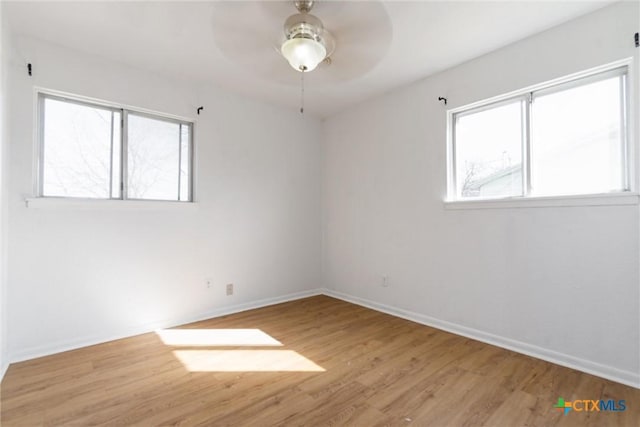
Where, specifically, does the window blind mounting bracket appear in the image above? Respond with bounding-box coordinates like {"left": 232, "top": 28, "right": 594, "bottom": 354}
{"left": 635, "top": 32, "right": 639, "bottom": 48}
{"left": 197, "top": 106, "right": 204, "bottom": 115}
{"left": 438, "top": 97, "right": 447, "bottom": 105}
{"left": 27, "top": 63, "right": 32, "bottom": 76}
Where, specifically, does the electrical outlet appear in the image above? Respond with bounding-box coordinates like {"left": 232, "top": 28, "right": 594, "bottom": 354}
{"left": 206, "top": 278, "right": 213, "bottom": 289}
{"left": 381, "top": 275, "right": 389, "bottom": 287}
{"left": 226, "top": 283, "right": 234, "bottom": 296}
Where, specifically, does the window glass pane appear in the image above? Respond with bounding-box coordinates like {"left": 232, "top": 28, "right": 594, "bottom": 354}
{"left": 531, "top": 75, "right": 624, "bottom": 196}
{"left": 455, "top": 100, "right": 524, "bottom": 199}
{"left": 42, "top": 98, "right": 114, "bottom": 198}
{"left": 179, "top": 124, "right": 190, "bottom": 202}
{"left": 127, "top": 114, "right": 182, "bottom": 201}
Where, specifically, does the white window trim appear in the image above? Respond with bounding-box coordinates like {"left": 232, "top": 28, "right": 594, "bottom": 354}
{"left": 444, "top": 192, "right": 639, "bottom": 210}
{"left": 445, "top": 58, "right": 636, "bottom": 208}
{"left": 24, "top": 197, "right": 199, "bottom": 210}
{"left": 33, "top": 87, "right": 197, "bottom": 204}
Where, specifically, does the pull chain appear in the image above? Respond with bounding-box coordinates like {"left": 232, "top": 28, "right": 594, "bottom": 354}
{"left": 300, "top": 68, "right": 305, "bottom": 114}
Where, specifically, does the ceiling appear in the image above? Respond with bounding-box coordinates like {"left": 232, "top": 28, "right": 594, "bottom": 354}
{"left": 4, "top": 0, "right": 613, "bottom": 118}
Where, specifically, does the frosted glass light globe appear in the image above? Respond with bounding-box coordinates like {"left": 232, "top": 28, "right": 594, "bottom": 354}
{"left": 281, "top": 37, "right": 326, "bottom": 72}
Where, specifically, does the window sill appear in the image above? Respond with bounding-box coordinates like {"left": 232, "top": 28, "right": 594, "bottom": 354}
{"left": 443, "top": 192, "right": 639, "bottom": 210}
{"left": 25, "top": 197, "right": 198, "bottom": 211}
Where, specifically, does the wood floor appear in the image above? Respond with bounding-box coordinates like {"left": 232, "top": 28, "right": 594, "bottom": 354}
{"left": 1, "top": 296, "right": 638, "bottom": 426}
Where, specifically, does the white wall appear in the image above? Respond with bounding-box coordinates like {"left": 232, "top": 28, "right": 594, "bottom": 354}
{"left": 322, "top": 2, "right": 640, "bottom": 387}
{"left": 0, "top": 2, "right": 10, "bottom": 381}
{"left": 6, "top": 36, "right": 322, "bottom": 361}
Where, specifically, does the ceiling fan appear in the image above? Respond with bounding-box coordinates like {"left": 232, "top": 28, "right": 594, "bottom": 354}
{"left": 209, "top": 0, "right": 392, "bottom": 111}
{"left": 279, "top": 0, "right": 335, "bottom": 73}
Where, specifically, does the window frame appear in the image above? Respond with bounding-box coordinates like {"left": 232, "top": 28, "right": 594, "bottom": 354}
{"left": 446, "top": 61, "right": 633, "bottom": 204}
{"left": 36, "top": 90, "right": 195, "bottom": 203}
{"left": 450, "top": 94, "right": 530, "bottom": 200}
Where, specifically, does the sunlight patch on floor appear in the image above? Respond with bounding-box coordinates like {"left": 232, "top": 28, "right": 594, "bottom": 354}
{"left": 155, "top": 328, "right": 283, "bottom": 347}
{"left": 173, "top": 349, "right": 325, "bottom": 372}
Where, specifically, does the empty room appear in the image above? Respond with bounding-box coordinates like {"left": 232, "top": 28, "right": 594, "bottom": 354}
{"left": 0, "top": 0, "right": 639, "bottom": 425}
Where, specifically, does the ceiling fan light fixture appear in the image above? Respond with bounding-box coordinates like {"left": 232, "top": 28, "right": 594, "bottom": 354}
{"left": 281, "top": 36, "right": 327, "bottom": 72}
{"left": 280, "top": 1, "right": 333, "bottom": 73}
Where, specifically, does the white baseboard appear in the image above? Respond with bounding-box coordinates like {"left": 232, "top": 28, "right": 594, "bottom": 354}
{"left": 9, "top": 288, "right": 323, "bottom": 364}
{"left": 322, "top": 288, "right": 640, "bottom": 389}
{"left": 0, "top": 359, "right": 8, "bottom": 383}
{"left": 8, "top": 287, "right": 639, "bottom": 390}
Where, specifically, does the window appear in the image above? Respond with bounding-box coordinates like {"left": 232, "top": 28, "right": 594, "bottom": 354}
{"left": 449, "top": 65, "right": 629, "bottom": 201}
{"left": 38, "top": 93, "right": 193, "bottom": 202}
